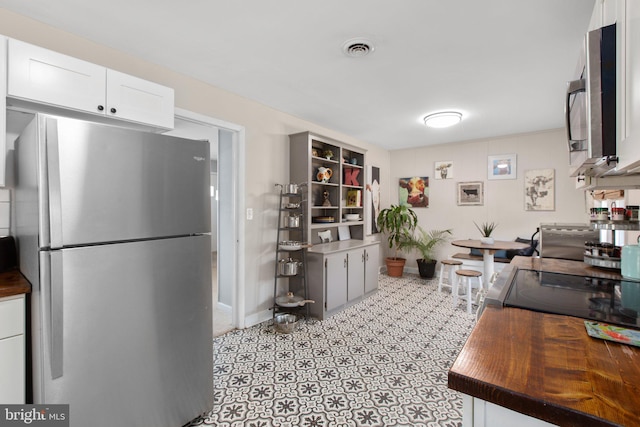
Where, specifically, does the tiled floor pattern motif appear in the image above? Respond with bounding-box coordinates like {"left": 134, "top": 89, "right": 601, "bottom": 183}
{"left": 189, "top": 274, "right": 477, "bottom": 427}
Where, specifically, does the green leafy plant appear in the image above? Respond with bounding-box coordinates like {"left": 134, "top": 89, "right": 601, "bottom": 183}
{"left": 376, "top": 204, "right": 418, "bottom": 260}
{"left": 474, "top": 221, "right": 498, "bottom": 237}
{"left": 400, "top": 228, "right": 453, "bottom": 261}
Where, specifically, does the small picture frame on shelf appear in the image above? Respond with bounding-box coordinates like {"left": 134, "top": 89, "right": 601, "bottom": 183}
{"left": 338, "top": 226, "right": 351, "bottom": 241}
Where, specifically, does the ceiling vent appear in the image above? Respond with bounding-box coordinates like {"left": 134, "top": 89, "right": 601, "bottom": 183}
{"left": 342, "top": 38, "right": 374, "bottom": 58}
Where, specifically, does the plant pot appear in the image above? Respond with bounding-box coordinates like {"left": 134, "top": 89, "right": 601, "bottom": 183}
{"left": 480, "top": 237, "right": 494, "bottom": 244}
{"left": 385, "top": 257, "right": 406, "bottom": 277}
{"left": 416, "top": 258, "right": 437, "bottom": 279}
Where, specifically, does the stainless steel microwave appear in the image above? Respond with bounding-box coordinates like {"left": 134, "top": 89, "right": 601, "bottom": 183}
{"left": 565, "top": 23, "right": 616, "bottom": 177}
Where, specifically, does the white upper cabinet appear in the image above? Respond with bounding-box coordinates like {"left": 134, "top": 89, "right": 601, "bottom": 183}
{"left": 617, "top": 0, "right": 640, "bottom": 172}
{"left": 106, "top": 70, "right": 175, "bottom": 129}
{"left": 7, "top": 39, "right": 174, "bottom": 129}
{"left": 8, "top": 39, "right": 106, "bottom": 114}
{"left": 0, "top": 36, "right": 6, "bottom": 187}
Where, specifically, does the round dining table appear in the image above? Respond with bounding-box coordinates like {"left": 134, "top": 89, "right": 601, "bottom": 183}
{"left": 451, "top": 239, "right": 530, "bottom": 289}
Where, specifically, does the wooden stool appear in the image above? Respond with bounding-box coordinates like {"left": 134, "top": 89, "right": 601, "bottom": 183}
{"left": 438, "top": 259, "right": 463, "bottom": 293}
{"left": 454, "top": 269, "right": 483, "bottom": 314}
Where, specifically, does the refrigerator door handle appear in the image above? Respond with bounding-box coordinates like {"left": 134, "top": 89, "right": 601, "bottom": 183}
{"left": 49, "top": 251, "right": 64, "bottom": 379}
{"left": 46, "top": 118, "right": 64, "bottom": 249}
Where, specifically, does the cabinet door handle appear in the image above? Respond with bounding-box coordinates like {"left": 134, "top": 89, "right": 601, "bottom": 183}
{"left": 97, "top": 105, "right": 104, "bottom": 111}
{"left": 110, "top": 107, "right": 117, "bottom": 114}
{"left": 366, "top": 251, "right": 369, "bottom": 261}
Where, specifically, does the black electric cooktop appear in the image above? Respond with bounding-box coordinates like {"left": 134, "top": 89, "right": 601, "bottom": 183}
{"left": 504, "top": 269, "right": 640, "bottom": 329}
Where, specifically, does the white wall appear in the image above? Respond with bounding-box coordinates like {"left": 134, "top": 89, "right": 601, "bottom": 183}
{"left": 388, "top": 128, "right": 590, "bottom": 267}
{"left": 0, "top": 9, "right": 390, "bottom": 326}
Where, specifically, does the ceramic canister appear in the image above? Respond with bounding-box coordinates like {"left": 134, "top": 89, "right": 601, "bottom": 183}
{"left": 621, "top": 236, "right": 640, "bottom": 280}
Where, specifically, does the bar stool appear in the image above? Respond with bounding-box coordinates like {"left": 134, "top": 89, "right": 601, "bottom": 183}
{"left": 454, "top": 269, "right": 483, "bottom": 314}
{"left": 438, "top": 259, "right": 463, "bottom": 293}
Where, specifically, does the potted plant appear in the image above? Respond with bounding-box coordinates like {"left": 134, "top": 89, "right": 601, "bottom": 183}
{"left": 377, "top": 204, "right": 418, "bottom": 277}
{"left": 400, "top": 228, "right": 453, "bottom": 278}
{"left": 474, "top": 221, "right": 498, "bottom": 244}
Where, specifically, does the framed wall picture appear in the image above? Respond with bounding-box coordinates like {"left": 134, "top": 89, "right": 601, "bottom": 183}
{"left": 488, "top": 154, "right": 517, "bottom": 180}
{"left": 457, "top": 181, "right": 484, "bottom": 206}
{"left": 366, "top": 165, "right": 381, "bottom": 235}
{"left": 434, "top": 161, "right": 453, "bottom": 179}
{"left": 399, "top": 176, "right": 429, "bottom": 207}
{"left": 524, "top": 169, "right": 555, "bottom": 211}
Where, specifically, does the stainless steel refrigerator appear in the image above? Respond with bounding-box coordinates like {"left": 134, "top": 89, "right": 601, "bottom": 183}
{"left": 14, "top": 114, "right": 213, "bottom": 427}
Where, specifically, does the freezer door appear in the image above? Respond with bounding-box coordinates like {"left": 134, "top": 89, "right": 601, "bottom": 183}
{"left": 34, "top": 236, "right": 213, "bottom": 427}
{"left": 43, "top": 115, "right": 210, "bottom": 248}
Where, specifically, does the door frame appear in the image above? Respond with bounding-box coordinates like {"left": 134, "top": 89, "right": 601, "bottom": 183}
{"left": 174, "top": 107, "right": 246, "bottom": 329}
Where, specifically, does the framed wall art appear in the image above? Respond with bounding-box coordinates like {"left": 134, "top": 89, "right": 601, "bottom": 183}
{"left": 524, "top": 169, "right": 555, "bottom": 211}
{"left": 457, "top": 181, "right": 484, "bottom": 206}
{"left": 488, "top": 154, "right": 517, "bottom": 180}
{"left": 365, "top": 165, "right": 381, "bottom": 235}
{"left": 399, "top": 176, "right": 429, "bottom": 207}
{"left": 434, "top": 161, "right": 453, "bottom": 179}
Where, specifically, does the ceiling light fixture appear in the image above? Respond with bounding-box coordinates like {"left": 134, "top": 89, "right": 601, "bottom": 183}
{"left": 423, "top": 111, "right": 463, "bottom": 128}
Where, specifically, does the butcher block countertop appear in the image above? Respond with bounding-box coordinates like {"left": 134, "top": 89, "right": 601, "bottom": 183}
{"left": 448, "top": 257, "right": 639, "bottom": 427}
{"left": 0, "top": 269, "right": 31, "bottom": 298}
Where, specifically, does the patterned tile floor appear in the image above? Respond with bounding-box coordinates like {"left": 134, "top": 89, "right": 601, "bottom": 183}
{"left": 188, "top": 274, "right": 477, "bottom": 427}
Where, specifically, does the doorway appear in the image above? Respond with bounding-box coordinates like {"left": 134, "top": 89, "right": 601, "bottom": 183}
{"left": 167, "top": 108, "right": 245, "bottom": 335}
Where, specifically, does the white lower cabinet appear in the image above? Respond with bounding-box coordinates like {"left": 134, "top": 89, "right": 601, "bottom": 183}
{"left": 463, "top": 395, "right": 556, "bottom": 427}
{"left": 7, "top": 38, "right": 174, "bottom": 129}
{"left": 0, "top": 294, "right": 25, "bottom": 404}
{"left": 307, "top": 241, "right": 379, "bottom": 320}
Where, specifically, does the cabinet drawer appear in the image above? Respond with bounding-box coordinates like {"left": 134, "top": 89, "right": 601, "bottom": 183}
{"left": 0, "top": 295, "right": 25, "bottom": 339}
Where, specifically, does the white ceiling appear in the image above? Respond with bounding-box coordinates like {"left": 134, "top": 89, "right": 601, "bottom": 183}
{"left": 0, "top": 0, "right": 595, "bottom": 150}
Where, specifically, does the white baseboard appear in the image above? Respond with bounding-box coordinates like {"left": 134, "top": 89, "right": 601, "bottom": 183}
{"left": 244, "top": 309, "right": 273, "bottom": 328}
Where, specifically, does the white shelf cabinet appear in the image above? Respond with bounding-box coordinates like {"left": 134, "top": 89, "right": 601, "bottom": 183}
{"left": 289, "top": 131, "right": 379, "bottom": 319}
{"left": 289, "top": 131, "right": 366, "bottom": 245}
{"left": 0, "top": 294, "right": 26, "bottom": 403}
{"left": 7, "top": 39, "right": 174, "bottom": 130}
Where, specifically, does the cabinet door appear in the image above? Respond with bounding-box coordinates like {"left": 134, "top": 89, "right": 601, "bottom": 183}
{"left": 0, "top": 295, "right": 24, "bottom": 339}
{"left": 7, "top": 39, "right": 106, "bottom": 115}
{"left": 325, "top": 252, "right": 347, "bottom": 311}
{"left": 0, "top": 335, "right": 24, "bottom": 403}
{"left": 0, "top": 36, "right": 6, "bottom": 187}
{"left": 106, "top": 69, "right": 175, "bottom": 129}
{"left": 347, "top": 248, "right": 365, "bottom": 301}
{"left": 617, "top": 0, "right": 640, "bottom": 172}
{"left": 364, "top": 245, "right": 379, "bottom": 293}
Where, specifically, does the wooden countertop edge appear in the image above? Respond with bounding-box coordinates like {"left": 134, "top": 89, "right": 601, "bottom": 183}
{"left": 0, "top": 269, "right": 32, "bottom": 298}
{"left": 447, "top": 371, "right": 616, "bottom": 427}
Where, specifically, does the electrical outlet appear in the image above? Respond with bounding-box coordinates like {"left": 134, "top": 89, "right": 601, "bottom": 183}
{"left": 246, "top": 208, "right": 253, "bottom": 220}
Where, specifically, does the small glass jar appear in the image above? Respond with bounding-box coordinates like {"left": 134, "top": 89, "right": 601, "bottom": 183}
{"left": 585, "top": 241, "right": 595, "bottom": 255}
{"left": 600, "top": 242, "right": 614, "bottom": 257}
